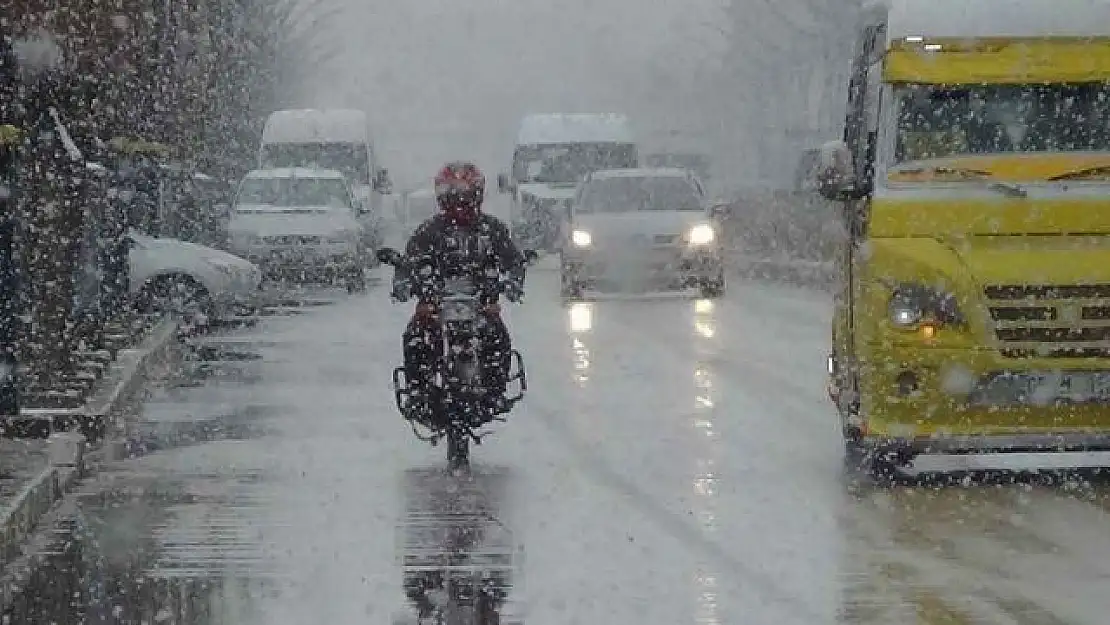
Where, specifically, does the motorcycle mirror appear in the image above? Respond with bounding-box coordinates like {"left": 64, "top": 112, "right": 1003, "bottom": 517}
{"left": 376, "top": 247, "right": 402, "bottom": 266}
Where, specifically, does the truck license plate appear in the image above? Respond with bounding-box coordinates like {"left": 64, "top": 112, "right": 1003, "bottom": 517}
{"left": 979, "top": 371, "right": 1110, "bottom": 405}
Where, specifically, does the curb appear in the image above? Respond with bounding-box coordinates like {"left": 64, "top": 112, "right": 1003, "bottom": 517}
{"left": 0, "top": 317, "right": 181, "bottom": 572}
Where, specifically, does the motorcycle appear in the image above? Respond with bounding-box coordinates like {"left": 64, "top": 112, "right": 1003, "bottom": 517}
{"left": 377, "top": 247, "right": 537, "bottom": 471}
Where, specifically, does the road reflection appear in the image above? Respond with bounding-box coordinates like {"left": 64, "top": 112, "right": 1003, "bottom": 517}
{"left": 690, "top": 298, "right": 721, "bottom": 625}
{"left": 568, "top": 302, "right": 593, "bottom": 386}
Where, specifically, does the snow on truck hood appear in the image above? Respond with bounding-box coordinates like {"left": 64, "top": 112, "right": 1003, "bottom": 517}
{"left": 229, "top": 205, "right": 360, "bottom": 237}
{"left": 573, "top": 210, "right": 709, "bottom": 238}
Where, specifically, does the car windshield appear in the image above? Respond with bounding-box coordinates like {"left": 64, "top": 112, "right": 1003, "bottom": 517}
{"left": 894, "top": 83, "right": 1110, "bottom": 163}
{"left": 512, "top": 142, "right": 637, "bottom": 184}
{"left": 235, "top": 176, "right": 351, "bottom": 209}
{"left": 577, "top": 176, "right": 702, "bottom": 213}
{"left": 259, "top": 142, "right": 370, "bottom": 185}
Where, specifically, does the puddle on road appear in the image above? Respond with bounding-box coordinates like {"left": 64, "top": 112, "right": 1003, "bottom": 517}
{"left": 397, "top": 465, "right": 522, "bottom": 625}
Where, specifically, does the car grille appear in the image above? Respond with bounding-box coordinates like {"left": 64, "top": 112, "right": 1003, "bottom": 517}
{"left": 985, "top": 284, "right": 1110, "bottom": 358}
{"left": 609, "top": 233, "right": 678, "bottom": 246}
{"left": 261, "top": 235, "right": 322, "bottom": 246}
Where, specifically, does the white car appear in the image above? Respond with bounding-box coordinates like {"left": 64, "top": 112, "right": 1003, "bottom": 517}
{"left": 560, "top": 167, "right": 725, "bottom": 299}
{"left": 228, "top": 167, "right": 369, "bottom": 291}
{"left": 128, "top": 230, "right": 261, "bottom": 320}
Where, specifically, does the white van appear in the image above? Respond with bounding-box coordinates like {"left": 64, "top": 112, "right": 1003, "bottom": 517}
{"left": 259, "top": 109, "right": 390, "bottom": 252}
{"left": 497, "top": 113, "right": 638, "bottom": 252}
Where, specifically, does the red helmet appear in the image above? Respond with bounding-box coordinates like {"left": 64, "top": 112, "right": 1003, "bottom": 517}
{"left": 434, "top": 161, "right": 485, "bottom": 225}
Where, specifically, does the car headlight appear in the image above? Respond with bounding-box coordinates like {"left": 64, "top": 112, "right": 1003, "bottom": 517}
{"left": 687, "top": 223, "right": 716, "bottom": 246}
{"left": 572, "top": 230, "right": 592, "bottom": 247}
{"left": 888, "top": 283, "right": 963, "bottom": 330}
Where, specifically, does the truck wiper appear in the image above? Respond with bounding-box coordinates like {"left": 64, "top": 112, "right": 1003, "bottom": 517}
{"left": 892, "top": 165, "right": 993, "bottom": 179}
{"left": 985, "top": 181, "right": 1027, "bottom": 198}
{"left": 1046, "top": 165, "right": 1110, "bottom": 181}
{"left": 891, "top": 165, "right": 1027, "bottom": 197}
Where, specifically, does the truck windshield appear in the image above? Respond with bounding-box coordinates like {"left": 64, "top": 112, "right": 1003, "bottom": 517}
{"left": 260, "top": 142, "right": 370, "bottom": 186}
{"left": 513, "top": 143, "right": 636, "bottom": 184}
{"left": 578, "top": 176, "right": 702, "bottom": 213}
{"left": 894, "top": 83, "right": 1110, "bottom": 163}
{"left": 236, "top": 177, "right": 351, "bottom": 209}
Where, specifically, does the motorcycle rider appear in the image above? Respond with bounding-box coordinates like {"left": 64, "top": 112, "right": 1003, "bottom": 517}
{"left": 391, "top": 161, "right": 527, "bottom": 424}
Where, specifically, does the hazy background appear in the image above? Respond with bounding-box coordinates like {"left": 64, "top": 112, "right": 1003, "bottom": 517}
{"left": 288, "top": 0, "right": 856, "bottom": 194}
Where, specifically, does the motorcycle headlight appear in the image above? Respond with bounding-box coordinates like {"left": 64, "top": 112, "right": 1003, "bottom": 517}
{"left": 572, "top": 230, "right": 592, "bottom": 247}
{"left": 888, "top": 283, "right": 963, "bottom": 330}
{"left": 687, "top": 223, "right": 716, "bottom": 246}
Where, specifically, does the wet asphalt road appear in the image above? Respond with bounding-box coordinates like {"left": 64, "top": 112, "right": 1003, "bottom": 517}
{"left": 65, "top": 268, "right": 1110, "bottom": 625}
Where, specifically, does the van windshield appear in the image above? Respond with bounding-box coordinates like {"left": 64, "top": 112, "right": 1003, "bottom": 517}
{"left": 260, "top": 142, "right": 370, "bottom": 185}
{"left": 894, "top": 83, "right": 1110, "bottom": 163}
{"left": 236, "top": 177, "right": 352, "bottom": 209}
{"left": 513, "top": 143, "right": 637, "bottom": 184}
{"left": 577, "top": 176, "right": 702, "bottom": 213}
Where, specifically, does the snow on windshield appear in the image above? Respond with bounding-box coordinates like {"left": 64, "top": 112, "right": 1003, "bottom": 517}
{"left": 895, "top": 83, "right": 1110, "bottom": 162}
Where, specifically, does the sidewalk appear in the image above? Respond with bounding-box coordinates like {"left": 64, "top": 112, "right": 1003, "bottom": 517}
{"left": 0, "top": 316, "right": 181, "bottom": 571}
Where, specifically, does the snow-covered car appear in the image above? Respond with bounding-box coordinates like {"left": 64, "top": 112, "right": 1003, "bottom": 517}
{"left": 128, "top": 230, "right": 261, "bottom": 320}
{"left": 560, "top": 167, "right": 725, "bottom": 299}
{"left": 227, "top": 167, "right": 370, "bottom": 291}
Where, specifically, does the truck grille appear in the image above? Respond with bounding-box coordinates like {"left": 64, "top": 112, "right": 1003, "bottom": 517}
{"left": 985, "top": 284, "right": 1110, "bottom": 358}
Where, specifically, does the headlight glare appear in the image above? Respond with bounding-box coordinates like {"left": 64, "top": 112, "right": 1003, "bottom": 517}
{"left": 888, "top": 282, "right": 963, "bottom": 330}
{"left": 888, "top": 299, "right": 923, "bottom": 327}
{"left": 572, "top": 230, "right": 592, "bottom": 247}
{"left": 688, "top": 223, "right": 715, "bottom": 246}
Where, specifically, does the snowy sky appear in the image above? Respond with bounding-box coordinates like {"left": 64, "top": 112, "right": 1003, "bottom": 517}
{"left": 295, "top": 0, "right": 729, "bottom": 190}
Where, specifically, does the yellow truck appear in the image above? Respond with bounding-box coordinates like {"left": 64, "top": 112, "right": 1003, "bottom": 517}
{"left": 816, "top": 0, "right": 1110, "bottom": 476}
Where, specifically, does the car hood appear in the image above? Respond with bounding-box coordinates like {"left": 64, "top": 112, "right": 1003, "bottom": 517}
{"left": 518, "top": 183, "right": 577, "bottom": 201}
{"left": 229, "top": 205, "right": 360, "bottom": 237}
{"left": 573, "top": 211, "right": 709, "bottom": 241}
{"left": 129, "top": 231, "right": 254, "bottom": 269}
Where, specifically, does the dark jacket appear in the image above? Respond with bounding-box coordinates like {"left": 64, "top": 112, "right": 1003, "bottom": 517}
{"left": 396, "top": 212, "right": 525, "bottom": 304}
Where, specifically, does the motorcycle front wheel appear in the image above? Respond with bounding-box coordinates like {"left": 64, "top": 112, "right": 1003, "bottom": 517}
{"left": 447, "top": 428, "right": 470, "bottom": 472}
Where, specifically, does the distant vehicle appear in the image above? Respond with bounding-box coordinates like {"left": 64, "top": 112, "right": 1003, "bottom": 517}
{"left": 128, "top": 230, "right": 261, "bottom": 322}
{"left": 643, "top": 152, "right": 712, "bottom": 184}
{"left": 397, "top": 188, "right": 438, "bottom": 237}
{"left": 228, "top": 167, "right": 370, "bottom": 292}
{"left": 498, "top": 113, "right": 638, "bottom": 252}
{"left": 259, "top": 108, "right": 390, "bottom": 252}
{"left": 559, "top": 167, "right": 724, "bottom": 299}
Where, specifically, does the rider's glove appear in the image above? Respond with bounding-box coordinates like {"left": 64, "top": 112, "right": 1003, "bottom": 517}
{"left": 503, "top": 280, "right": 524, "bottom": 303}
{"left": 391, "top": 279, "right": 411, "bottom": 302}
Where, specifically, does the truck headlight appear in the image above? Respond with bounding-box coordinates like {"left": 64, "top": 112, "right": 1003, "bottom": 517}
{"left": 572, "top": 230, "right": 592, "bottom": 247}
{"left": 687, "top": 223, "right": 716, "bottom": 246}
{"left": 888, "top": 283, "right": 963, "bottom": 330}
